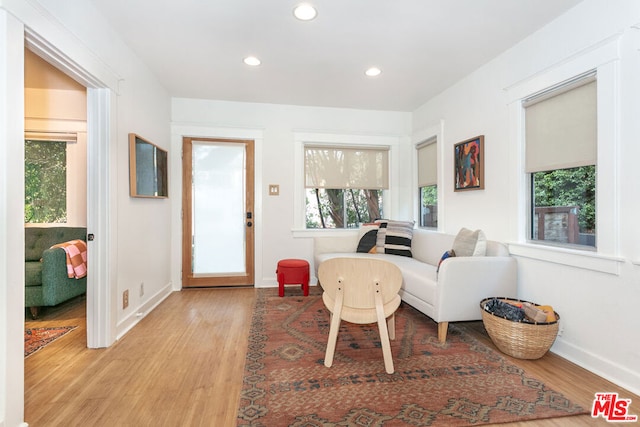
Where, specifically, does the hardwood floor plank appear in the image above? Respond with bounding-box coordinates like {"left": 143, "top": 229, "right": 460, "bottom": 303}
{"left": 24, "top": 289, "right": 638, "bottom": 426}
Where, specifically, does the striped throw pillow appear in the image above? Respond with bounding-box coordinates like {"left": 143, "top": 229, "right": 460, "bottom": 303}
{"left": 382, "top": 220, "right": 415, "bottom": 257}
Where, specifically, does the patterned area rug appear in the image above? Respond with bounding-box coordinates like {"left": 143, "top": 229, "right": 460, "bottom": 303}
{"left": 237, "top": 289, "right": 585, "bottom": 426}
{"left": 24, "top": 326, "right": 77, "bottom": 358}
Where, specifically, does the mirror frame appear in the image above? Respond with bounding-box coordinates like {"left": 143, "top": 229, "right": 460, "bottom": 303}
{"left": 128, "top": 133, "right": 169, "bottom": 198}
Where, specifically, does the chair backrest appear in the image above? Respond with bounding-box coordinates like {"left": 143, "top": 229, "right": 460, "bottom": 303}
{"left": 318, "top": 257, "right": 402, "bottom": 309}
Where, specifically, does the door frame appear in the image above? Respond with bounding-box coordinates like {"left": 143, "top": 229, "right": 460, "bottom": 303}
{"left": 181, "top": 136, "right": 255, "bottom": 287}
{"left": 25, "top": 30, "right": 117, "bottom": 348}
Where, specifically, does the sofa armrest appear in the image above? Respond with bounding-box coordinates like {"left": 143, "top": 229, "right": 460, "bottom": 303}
{"left": 41, "top": 247, "right": 86, "bottom": 306}
{"left": 42, "top": 247, "right": 69, "bottom": 276}
{"left": 435, "top": 256, "right": 517, "bottom": 322}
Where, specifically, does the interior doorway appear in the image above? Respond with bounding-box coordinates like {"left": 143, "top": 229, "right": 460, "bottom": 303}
{"left": 24, "top": 47, "right": 89, "bottom": 323}
{"left": 181, "top": 137, "right": 255, "bottom": 287}
{"left": 24, "top": 32, "right": 115, "bottom": 348}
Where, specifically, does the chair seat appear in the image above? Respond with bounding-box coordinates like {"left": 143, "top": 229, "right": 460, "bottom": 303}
{"left": 322, "top": 293, "right": 401, "bottom": 324}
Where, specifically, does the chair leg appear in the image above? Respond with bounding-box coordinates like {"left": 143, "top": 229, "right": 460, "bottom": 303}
{"left": 29, "top": 306, "right": 39, "bottom": 319}
{"left": 324, "top": 290, "right": 344, "bottom": 368}
{"left": 374, "top": 287, "right": 394, "bottom": 374}
{"left": 438, "top": 321, "right": 449, "bottom": 343}
{"left": 387, "top": 313, "right": 396, "bottom": 341}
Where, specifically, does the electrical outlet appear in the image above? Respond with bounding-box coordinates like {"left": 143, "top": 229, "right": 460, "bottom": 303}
{"left": 123, "top": 289, "right": 129, "bottom": 309}
{"left": 140, "top": 282, "right": 144, "bottom": 297}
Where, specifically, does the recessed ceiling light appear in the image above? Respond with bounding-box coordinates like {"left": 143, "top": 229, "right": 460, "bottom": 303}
{"left": 365, "top": 67, "right": 382, "bottom": 77}
{"left": 293, "top": 3, "right": 317, "bottom": 21}
{"left": 243, "top": 56, "right": 261, "bottom": 66}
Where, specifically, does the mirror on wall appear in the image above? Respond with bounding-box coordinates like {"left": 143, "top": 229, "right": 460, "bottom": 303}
{"left": 128, "top": 133, "right": 168, "bottom": 198}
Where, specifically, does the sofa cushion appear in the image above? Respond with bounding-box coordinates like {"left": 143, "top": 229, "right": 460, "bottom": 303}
{"left": 452, "top": 228, "right": 486, "bottom": 256}
{"left": 25, "top": 227, "right": 88, "bottom": 261}
{"left": 410, "top": 229, "right": 455, "bottom": 265}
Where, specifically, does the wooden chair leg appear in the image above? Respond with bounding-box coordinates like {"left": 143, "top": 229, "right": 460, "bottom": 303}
{"left": 374, "top": 285, "right": 394, "bottom": 374}
{"left": 438, "top": 321, "right": 449, "bottom": 343}
{"left": 324, "top": 289, "right": 344, "bottom": 368}
{"left": 387, "top": 313, "right": 396, "bottom": 340}
{"left": 29, "top": 306, "right": 39, "bottom": 319}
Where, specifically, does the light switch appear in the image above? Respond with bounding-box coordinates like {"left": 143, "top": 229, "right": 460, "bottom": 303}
{"left": 269, "top": 184, "right": 280, "bottom": 196}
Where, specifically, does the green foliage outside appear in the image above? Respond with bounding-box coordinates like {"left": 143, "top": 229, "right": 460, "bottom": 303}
{"left": 421, "top": 185, "right": 437, "bottom": 206}
{"left": 420, "top": 185, "right": 437, "bottom": 228}
{"left": 533, "top": 165, "right": 595, "bottom": 233}
{"left": 25, "top": 140, "right": 67, "bottom": 223}
{"left": 306, "top": 188, "right": 382, "bottom": 228}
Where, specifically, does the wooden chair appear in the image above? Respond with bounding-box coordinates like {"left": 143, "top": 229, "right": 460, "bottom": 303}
{"left": 318, "top": 257, "right": 403, "bottom": 374}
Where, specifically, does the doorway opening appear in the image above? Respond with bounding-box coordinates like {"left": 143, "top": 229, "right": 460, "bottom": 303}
{"left": 24, "top": 31, "right": 114, "bottom": 348}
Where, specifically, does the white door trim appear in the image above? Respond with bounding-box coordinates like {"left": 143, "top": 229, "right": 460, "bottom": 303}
{"left": 25, "top": 31, "right": 116, "bottom": 348}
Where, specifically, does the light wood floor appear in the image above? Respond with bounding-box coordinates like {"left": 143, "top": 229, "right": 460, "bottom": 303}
{"left": 24, "top": 288, "right": 639, "bottom": 426}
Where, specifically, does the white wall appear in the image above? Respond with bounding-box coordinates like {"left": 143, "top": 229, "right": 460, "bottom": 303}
{"left": 0, "top": 0, "right": 172, "bottom": 425}
{"left": 171, "top": 99, "right": 412, "bottom": 289}
{"left": 412, "top": 0, "right": 640, "bottom": 395}
{"left": 0, "top": 9, "right": 27, "bottom": 427}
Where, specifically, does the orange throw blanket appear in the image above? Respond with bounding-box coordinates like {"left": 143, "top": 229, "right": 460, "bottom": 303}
{"left": 51, "top": 239, "right": 87, "bottom": 279}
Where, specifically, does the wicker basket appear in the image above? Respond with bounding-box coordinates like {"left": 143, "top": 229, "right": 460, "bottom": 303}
{"left": 480, "top": 297, "right": 560, "bottom": 359}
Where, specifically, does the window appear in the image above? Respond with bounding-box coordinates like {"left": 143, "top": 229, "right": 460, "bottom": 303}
{"left": 417, "top": 138, "right": 437, "bottom": 228}
{"left": 524, "top": 74, "right": 596, "bottom": 247}
{"left": 304, "top": 145, "right": 388, "bottom": 228}
{"left": 25, "top": 139, "right": 67, "bottom": 223}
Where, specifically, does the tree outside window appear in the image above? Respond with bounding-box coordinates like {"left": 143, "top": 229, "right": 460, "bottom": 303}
{"left": 305, "top": 188, "right": 382, "bottom": 228}
{"left": 531, "top": 165, "right": 595, "bottom": 246}
{"left": 25, "top": 140, "right": 67, "bottom": 223}
{"left": 420, "top": 185, "right": 437, "bottom": 228}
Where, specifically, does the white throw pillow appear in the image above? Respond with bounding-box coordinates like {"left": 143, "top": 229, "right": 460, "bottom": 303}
{"left": 452, "top": 228, "right": 487, "bottom": 257}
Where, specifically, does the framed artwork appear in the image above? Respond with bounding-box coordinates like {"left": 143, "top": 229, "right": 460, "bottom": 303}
{"left": 454, "top": 135, "right": 484, "bottom": 191}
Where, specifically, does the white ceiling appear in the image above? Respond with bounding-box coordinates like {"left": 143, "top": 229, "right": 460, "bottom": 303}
{"left": 89, "top": 0, "right": 582, "bottom": 112}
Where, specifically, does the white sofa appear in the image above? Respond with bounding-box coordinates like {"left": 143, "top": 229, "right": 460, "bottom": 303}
{"left": 313, "top": 228, "right": 517, "bottom": 342}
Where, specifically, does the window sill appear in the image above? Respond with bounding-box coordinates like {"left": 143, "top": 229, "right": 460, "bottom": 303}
{"left": 291, "top": 228, "right": 359, "bottom": 238}
{"left": 508, "top": 242, "right": 625, "bottom": 275}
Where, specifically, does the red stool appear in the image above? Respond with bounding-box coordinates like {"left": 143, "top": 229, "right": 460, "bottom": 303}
{"left": 277, "top": 259, "right": 309, "bottom": 297}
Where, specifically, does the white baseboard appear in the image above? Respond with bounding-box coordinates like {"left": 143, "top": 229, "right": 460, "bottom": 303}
{"left": 551, "top": 337, "right": 640, "bottom": 397}
{"left": 116, "top": 282, "right": 173, "bottom": 340}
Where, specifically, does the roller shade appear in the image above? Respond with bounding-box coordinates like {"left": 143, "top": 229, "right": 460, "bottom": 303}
{"left": 25, "top": 131, "right": 77, "bottom": 143}
{"left": 417, "top": 138, "right": 437, "bottom": 187}
{"left": 304, "top": 145, "right": 389, "bottom": 189}
{"left": 524, "top": 76, "right": 597, "bottom": 173}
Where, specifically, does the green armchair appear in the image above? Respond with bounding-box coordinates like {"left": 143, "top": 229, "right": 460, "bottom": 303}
{"left": 25, "top": 227, "right": 88, "bottom": 318}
